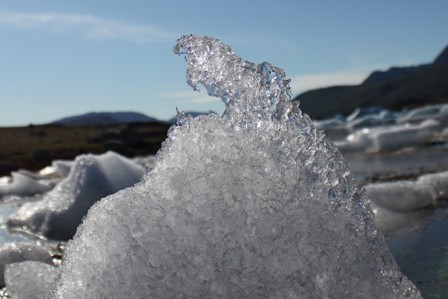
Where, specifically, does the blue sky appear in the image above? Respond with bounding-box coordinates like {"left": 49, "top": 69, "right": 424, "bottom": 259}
{"left": 1, "top": 1, "right": 447, "bottom": 126}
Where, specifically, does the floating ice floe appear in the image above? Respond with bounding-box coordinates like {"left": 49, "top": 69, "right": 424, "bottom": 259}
{"left": 345, "top": 107, "right": 399, "bottom": 130}
{"left": 313, "top": 114, "right": 347, "bottom": 130}
{"left": 5, "top": 261, "right": 59, "bottom": 299}
{"left": 314, "top": 107, "right": 403, "bottom": 132}
{"left": 336, "top": 119, "right": 441, "bottom": 153}
{"left": 366, "top": 170, "right": 448, "bottom": 213}
{"left": 7, "top": 151, "right": 144, "bottom": 240}
{"left": 47, "top": 35, "right": 421, "bottom": 298}
{"left": 0, "top": 170, "right": 55, "bottom": 197}
{"left": 315, "top": 104, "right": 448, "bottom": 147}
{"left": 366, "top": 170, "right": 448, "bottom": 233}
{"left": 396, "top": 103, "right": 448, "bottom": 124}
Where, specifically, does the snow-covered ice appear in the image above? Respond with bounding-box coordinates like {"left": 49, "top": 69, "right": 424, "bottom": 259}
{"left": 50, "top": 35, "right": 421, "bottom": 298}
{"left": 7, "top": 151, "right": 144, "bottom": 240}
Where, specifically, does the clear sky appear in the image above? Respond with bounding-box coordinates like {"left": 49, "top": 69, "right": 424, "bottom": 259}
{"left": 1, "top": 0, "right": 447, "bottom": 126}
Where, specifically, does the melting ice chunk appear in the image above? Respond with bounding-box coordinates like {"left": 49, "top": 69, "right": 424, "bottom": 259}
{"left": 7, "top": 151, "right": 144, "bottom": 240}
{"left": 52, "top": 35, "right": 421, "bottom": 298}
{"left": 0, "top": 171, "right": 54, "bottom": 197}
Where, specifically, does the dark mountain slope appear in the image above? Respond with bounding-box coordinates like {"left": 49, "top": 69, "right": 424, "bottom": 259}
{"left": 294, "top": 45, "right": 448, "bottom": 119}
{"left": 51, "top": 112, "right": 159, "bottom": 126}
{"left": 433, "top": 45, "right": 448, "bottom": 65}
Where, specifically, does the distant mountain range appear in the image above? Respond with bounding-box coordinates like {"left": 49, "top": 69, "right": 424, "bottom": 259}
{"left": 51, "top": 112, "right": 159, "bottom": 126}
{"left": 50, "top": 111, "right": 210, "bottom": 126}
{"left": 294, "top": 45, "right": 448, "bottom": 119}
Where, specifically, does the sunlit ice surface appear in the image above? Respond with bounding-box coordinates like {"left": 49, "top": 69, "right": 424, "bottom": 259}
{"left": 0, "top": 35, "right": 423, "bottom": 298}
{"left": 47, "top": 35, "right": 423, "bottom": 298}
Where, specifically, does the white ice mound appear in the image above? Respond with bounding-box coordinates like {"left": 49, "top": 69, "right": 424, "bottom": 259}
{"left": 0, "top": 171, "right": 54, "bottom": 197}
{"left": 366, "top": 170, "right": 448, "bottom": 212}
{"left": 5, "top": 261, "right": 59, "bottom": 299}
{"left": 336, "top": 119, "right": 440, "bottom": 153}
{"left": 7, "top": 151, "right": 144, "bottom": 240}
{"left": 53, "top": 35, "right": 421, "bottom": 298}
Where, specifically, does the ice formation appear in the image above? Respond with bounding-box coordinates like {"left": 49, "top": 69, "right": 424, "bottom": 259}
{"left": 52, "top": 35, "right": 421, "bottom": 298}
{"left": 7, "top": 151, "right": 144, "bottom": 240}
{"left": 0, "top": 170, "right": 54, "bottom": 197}
{"left": 0, "top": 243, "right": 53, "bottom": 286}
{"left": 336, "top": 119, "right": 441, "bottom": 153}
{"left": 315, "top": 104, "right": 448, "bottom": 131}
{"left": 366, "top": 170, "right": 448, "bottom": 212}
{"left": 5, "top": 261, "right": 59, "bottom": 299}
{"left": 38, "top": 160, "right": 73, "bottom": 178}
{"left": 396, "top": 103, "right": 448, "bottom": 124}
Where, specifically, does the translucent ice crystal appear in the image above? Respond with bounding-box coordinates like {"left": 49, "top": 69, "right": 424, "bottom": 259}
{"left": 174, "top": 34, "right": 294, "bottom": 124}
{"left": 52, "top": 35, "right": 421, "bottom": 298}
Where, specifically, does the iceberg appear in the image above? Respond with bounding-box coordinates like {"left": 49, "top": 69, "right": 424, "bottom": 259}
{"left": 48, "top": 35, "right": 421, "bottom": 298}
{"left": 7, "top": 151, "right": 144, "bottom": 240}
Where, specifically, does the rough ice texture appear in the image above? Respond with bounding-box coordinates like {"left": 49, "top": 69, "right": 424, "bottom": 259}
{"left": 7, "top": 151, "right": 144, "bottom": 240}
{"left": 53, "top": 35, "right": 421, "bottom": 298}
{"left": 5, "top": 261, "right": 59, "bottom": 299}
{"left": 0, "top": 243, "right": 53, "bottom": 286}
